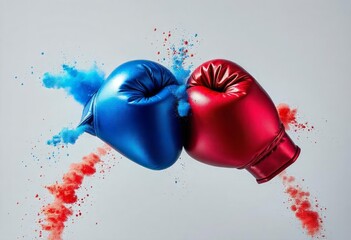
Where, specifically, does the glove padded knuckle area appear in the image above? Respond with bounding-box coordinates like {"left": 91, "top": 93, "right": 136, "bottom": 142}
{"left": 109, "top": 60, "right": 178, "bottom": 103}
{"left": 188, "top": 59, "right": 253, "bottom": 95}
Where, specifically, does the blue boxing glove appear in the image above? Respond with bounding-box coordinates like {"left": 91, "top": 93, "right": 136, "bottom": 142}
{"left": 79, "top": 60, "right": 182, "bottom": 170}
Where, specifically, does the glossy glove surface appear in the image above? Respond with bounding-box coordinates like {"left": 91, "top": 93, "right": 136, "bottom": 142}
{"left": 80, "top": 60, "right": 182, "bottom": 170}
{"left": 185, "top": 59, "right": 300, "bottom": 183}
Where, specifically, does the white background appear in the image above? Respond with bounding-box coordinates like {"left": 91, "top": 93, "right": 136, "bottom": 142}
{"left": 1, "top": 0, "right": 350, "bottom": 239}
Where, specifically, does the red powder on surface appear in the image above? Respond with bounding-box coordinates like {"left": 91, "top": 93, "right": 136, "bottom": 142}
{"left": 40, "top": 145, "right": 110, "bottom": 240}
{"left": 276, "top": 103, "right": 314, "bottom": 132}
{"left": 280, "top": 172, "right": 325, "bottom": 238}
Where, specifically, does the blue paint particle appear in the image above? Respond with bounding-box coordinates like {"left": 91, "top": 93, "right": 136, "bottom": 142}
{"left": 41, "top": 52, "right": 45, "bottom": 55}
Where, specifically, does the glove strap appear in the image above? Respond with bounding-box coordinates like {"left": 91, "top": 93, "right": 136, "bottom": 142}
{"left": 246, "top": 131, "right": 300, "bottom": 184}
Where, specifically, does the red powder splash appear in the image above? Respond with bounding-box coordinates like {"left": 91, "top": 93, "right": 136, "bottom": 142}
{"left": 280, "top": 172, "right": 326, "bottom": 238}
{"left": 276, "top": 103, "right": 314, "bottom": 132}
{"left": 40, "top": 145, "right": 110, "bottom": 240}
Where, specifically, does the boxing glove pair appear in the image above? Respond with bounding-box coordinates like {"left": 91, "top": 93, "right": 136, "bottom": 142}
{"left": 79, "top": 59, "right": 300, "bottom": 183}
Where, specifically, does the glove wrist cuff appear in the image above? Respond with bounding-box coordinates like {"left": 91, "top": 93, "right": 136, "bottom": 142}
{"left": 246, "top": 132, "right": 300, "bottom": 184}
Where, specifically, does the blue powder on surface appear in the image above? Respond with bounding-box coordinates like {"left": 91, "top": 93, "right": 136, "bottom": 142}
{"left": 47, "top": 125, "right": 87, "bottom": 146}
{"left": 174, "top": 85, "right": 190, "bottom": 117}
{"left": 42, "top": 64, "right": 105, "bottom": 105}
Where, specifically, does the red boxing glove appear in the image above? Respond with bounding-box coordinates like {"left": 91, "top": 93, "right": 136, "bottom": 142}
{"left": 184, "top": 59, "right": 300, "bottom": 183}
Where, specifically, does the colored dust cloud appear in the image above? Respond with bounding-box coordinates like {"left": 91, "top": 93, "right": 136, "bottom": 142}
{"left": 42, "top": 64, "right": 105, "bottom": 146}
{"left": 39, "top": 146, "right": 110, "bottom": 240}
{"left": 47, "top": 125, "right": 87, "bottom": 146}
{"left": 280, "top": 172, "right": 326, "bottom": 239}
{"left": 42, "top": 64, "right": 105, "bottom": 105}
{"left": 278, "top": 103, "right": 325, "bottom": 238}
{"left": 276, "top": 103, "right": 314, "bottom": 132}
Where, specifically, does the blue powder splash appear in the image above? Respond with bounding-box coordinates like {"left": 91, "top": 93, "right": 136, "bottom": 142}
{"left": 169, "top": 40, "right": 195, "bottom": 117}
{"left": 47, "top": 125, "right": 87, "bottom": 146}
{"left": 43, "top": 64, "right": 105, "bottom": 146}
{"left": 170, "top": 43, "right": 192, "bottom": 85}
{"left": 42, "top": 64, "right": 105, "bottom": 105}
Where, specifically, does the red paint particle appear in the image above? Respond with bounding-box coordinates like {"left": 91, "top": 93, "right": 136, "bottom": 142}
{"left": 184, "top": 40, "right": 188, "bottom": 45}
{"left": 40, "top": 146, "right": 110, "bottom": 240}
{"left": 280, "top": 172, "right": 325, "bottom": 237}
{"left": 276, "top": 103, "right": 314, "bottom": 131}
{"left": 153, "top": 28, "right": 157, "bottom": 31}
